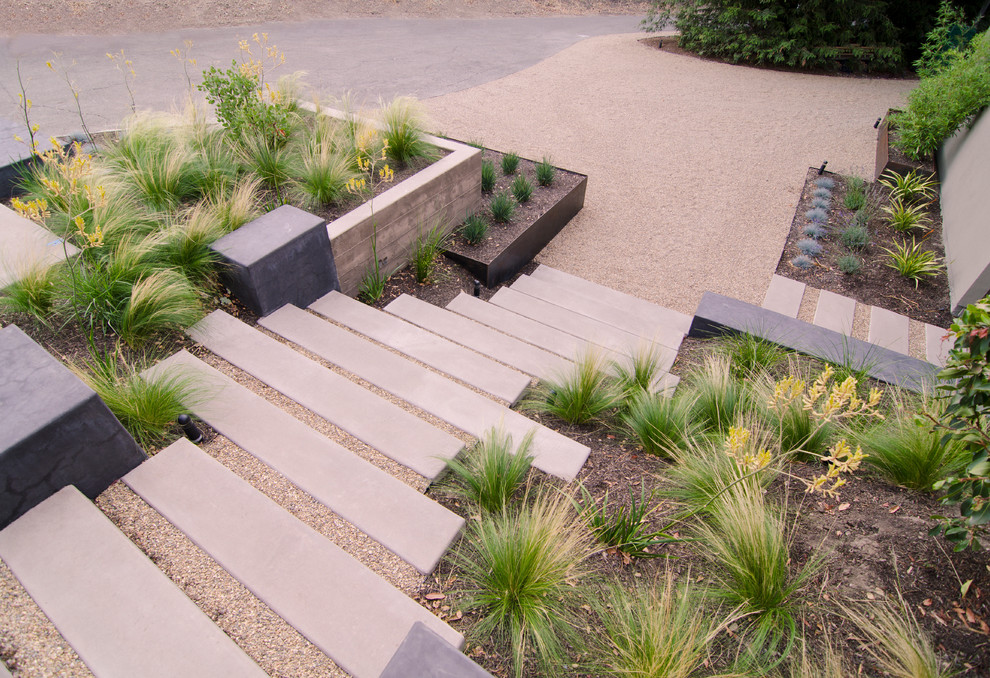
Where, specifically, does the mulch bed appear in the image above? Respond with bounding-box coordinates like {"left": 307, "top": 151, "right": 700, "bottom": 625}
{"left": 775, "top": 167, "right": 952, "bottom": 328}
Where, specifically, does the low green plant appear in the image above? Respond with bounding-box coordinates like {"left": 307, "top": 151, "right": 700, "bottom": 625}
{"left": 612, "top": 343, "right": 666, "bottom": 396}
{"left": 155, "top": 207, "right": 226, "bottom": 283}
{"left": 814, "top": 176, "right": 835, "bottom": 190}
{"left": 805, "top": 207, "right": 827, "bottom": 223}
{"left": 596, "top": 569, "right": 719, "bottom": 678}
{"left": 578, "top": 482, "right": 675, "bottom": 558}
{"left": 837, "top": 254, "right": 862, "bottom": 275}
{"left": 839, "top": 224, "right": 869, "bottom": 250}
{"left": 443, "top": 427, "right": 534, "bottom": 514}
{"left": 523, "top": 351, "right": 623, "bottom": 426}
{"left": 379, "top": 96, "right": 436, "bottom": 167}
{"left": 489, "top": 191, "right": 516, "bottom": 223}
{"left": 716, "top": 332, "right": 788, "bottom": 380}
{"left": 685, "top": 355, "right": 752, "bottom": 433}
{"left": 500, "top": 151, "right": 519, "bottom": 175}
{"left": 893, "top": 28, "right": 990, "bottom": 160}
{"left": 0, "top": 261, "right": 61, "bottom": 325}
{"left": 72, "top": 344, "right": 202, "bottom": 450}
{"left": 929, "top": 296, "right": 990, "bottom": 550}
{"left": 411, "top": 218, "right": 450, "bottom": 284}
{"left": 882, "top": 198, "right": 932, "bottom": 232}
{"left": 883, "top": 238, "right": 942, "bottom": 287}
{"left": 802, "top": 223, "right": 826, "bottom": 239}
{"left": 879, "top": 169, "right": 939, "bottom": 204}
{"left": 853, "top": 207, "right": 871, "bottom": 227}
{"left": 481, "top": 159, "right": 496, "bottom": 192}
{"left": 454, "top": 486, "right": 595, "bottom": 677}
{"left": 237, "top": 131, "right": 294, "bottom": 191}
{"left": 460, "top": 213, "right": 488, "bottom": 246}
{"left": 511, "top": 173, "right": 533, "bottom": 204}
{"left": 791, "top": 255, "right": 813, "bottom": 270}
{"left": 844, "top": 177, "right": 867, "bottom": 210}
{"left": 535, "top": 156, "right": 555, "bottom": 186}
{"left": 117, "top": 270, "right": 203, "bottom": 347}
{"left": 812, "top": 187, "right": 832, "bottom": 201}
{"left": 291, "top": 136, "right": 358, "bottom": 209}
{"left": 621, "top": 390, "right": 697, "bottom": 457}
{"left": 856, "top": 395, "right": 967, "bottom": 491}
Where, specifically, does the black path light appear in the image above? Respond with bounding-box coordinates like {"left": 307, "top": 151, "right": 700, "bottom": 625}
{"left": 177, "top": 414, "right": 203, "bottom": 444}
{"left": 473, "top": 279, "right": 482, "bottom": 297}
{"left": 817, "top": 161, "right": 828, "bottom": 175}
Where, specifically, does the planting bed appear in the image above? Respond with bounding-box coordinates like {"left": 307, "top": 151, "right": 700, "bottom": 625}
{"left": 444, "top": 149, "right": 585, "bottom": 288}
{"left": 776, "top": 167, "right": 952, "bottom": 328}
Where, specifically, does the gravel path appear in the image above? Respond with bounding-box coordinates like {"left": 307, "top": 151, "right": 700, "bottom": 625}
{"left": 425, "top": 33, "right": 915, "bottom": 314}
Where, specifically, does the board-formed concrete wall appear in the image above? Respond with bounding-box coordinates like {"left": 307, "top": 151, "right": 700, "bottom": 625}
{"left": 938, "top": 107, "right": 990, "bottom": 314}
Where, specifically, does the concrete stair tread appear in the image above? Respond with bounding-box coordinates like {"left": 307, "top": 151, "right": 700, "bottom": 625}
{"left": 490, "top": 286, "right": 679, "bottom": 373}
{"left": 0, "top": 204, "right": 78, "bottom": 289}
{"left": 0, "top": 485, "right": 266, "bottom": 678}
{"left": 187, "top": 310, "right": 462, "bottom": 479}
{"left": 510, "top": 273, "right": 685, "bottom": 349}
{"left": 813, "top": 290, "right": 856, "bottom": 335}
{"left": 311, "top": 291, "right": 531, "bottom": 405}
{"left": 762, "top": 275, "right": 805, "bottom": 317}
{"left": 530, "top": 265, "right": 693, "bottom": 335}
{"left": 263, "top": 302, "right": 590, "bottom": 482}
{"left": 446, "top": 292, "right": 588, "bottom": 360}
{"left": 925, "top": 323, "right": 951, "bottom": 367}
{"left": 149, "top": 351, "right": 463, "bottom": 575}
{"left": 869, "top": 306, "right": 910, "bottom": 355}
{"left": 385, "top": 293, "right": 571, "bottom": 380}
{"left": 123, "top": 439, "right": 462, "bottom": 678}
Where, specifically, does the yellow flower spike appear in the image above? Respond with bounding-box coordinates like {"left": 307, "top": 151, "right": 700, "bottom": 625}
{"left": 830, "top": 477, "right": 847, "bottom": 494}
{"left": 46, "top": 61, "right": 53, "bottom": 69}
{"left": 13, "top": 134, "right": 22, "bottom": 143}
{"left": 804, "top": 475, "right": 829, "bottom": 494}
{"left": 756, "top": 449, "right": 772, "bottom": 469}
{"left": 31, "top": 124, "right": 39, "bottom": 133}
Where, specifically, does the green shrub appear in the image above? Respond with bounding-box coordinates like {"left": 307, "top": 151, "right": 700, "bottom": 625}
{"left": 621, "top": 390, "right": 697, "bottom": 457}
{"left": 535, "top": 156, "right": 556, "bottom": 186}
{"left": 878, "top": 169, "right": 939, "bottom": 204}
{"left": 460, "top": 213, "right": 488, "bottom": 246}
{"left": 915, "top": 0, "right": 976, "bottom": 78}
{"left": 578, "top": 482, "right": 674, "bottom": 558}
{"left": 198, "top": 57, "right": 295, "bottom": 145}
{"left": 455, "top": 487, "right": 594, "bottom": 677}
{"left": 481, "top": 159, "right": 496, "bottom": 192}
{"left": 511, "top": 173, "right": 533, "bottom": 204}
{"left": 523, "top": 351, "right": 623, "bottom": 425}
{"left": 500, "top": 151, "right": 519, "bottom": 175}
{"left": 883, "top": 238, "right": 942, "bottom": 287}
{"left": 893, "top": 28, "right": 990, "bottom": 159}
{"left": 443, "top": 427, "right": 534, "bottom": 514}
{"left": 489, "top": 191, "right": 516, "bottom": 223}
{"left": 72, "top": 346, "right": 202, "bottom": 451}
{"left": 839, "top": 224, "right": 869, "bottom": 250}
{"left": 837, "top": 254, "right": 862, "bottom": 275}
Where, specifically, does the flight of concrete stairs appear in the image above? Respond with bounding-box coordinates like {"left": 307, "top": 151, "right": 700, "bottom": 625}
{"left": 0, "top": 265, "right": 690, "bottom": 678}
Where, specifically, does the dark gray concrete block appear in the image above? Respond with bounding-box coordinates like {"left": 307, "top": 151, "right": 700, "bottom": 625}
{"left": 379, "top": 622, "right": 493, "bottom": 678}
{"left": 0, "top": 325, "right": 145, "bottom": 528}
{"left": 689, "top": 292, "right": 939, "bottom": 392}
{"left": 210, "top": 204, "right": 340, "bottom": 317}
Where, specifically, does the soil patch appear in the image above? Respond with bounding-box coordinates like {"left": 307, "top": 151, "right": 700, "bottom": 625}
{"left": 775, "top": 167, "right": 951, "bottom": 328}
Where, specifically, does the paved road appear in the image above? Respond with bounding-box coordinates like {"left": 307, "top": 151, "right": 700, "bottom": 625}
{"left": 0, "top": 15, "right": 641, "bottom": 136}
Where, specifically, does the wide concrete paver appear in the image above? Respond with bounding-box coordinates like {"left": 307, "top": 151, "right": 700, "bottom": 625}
{"left": 263, "top": 302, "right": 590, "bottom": 481}
{"left": 0, "top": 485, "right": 266, "bottom": 678}
{"left": 188, "top": 310, "right": 462, "bottom": 479}
{"left": 868, "top": 305, "right": 910, "bottom": 355}
{"left": 762, "top": 274, "right": 805, "bottom": 318}
{"left": 148, "top": 350, "right": 463, "bottom": 575}
{"left": 925, "top": 323, "right": 952, "bottom": 367}
{"left": 0, "top": 205, "right": 77, "bottom": 289}
{"left": 124, "top": 439, "right": 462, "bottom": 678}
{"left": 814, "top": 290, "right": 856, "bottom": 336}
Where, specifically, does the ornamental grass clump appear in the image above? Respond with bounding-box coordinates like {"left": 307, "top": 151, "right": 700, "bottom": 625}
{"left": 685, "top": 356, "right": 751, "bottom": 433}
{"left": 839, "top": 224, "right": 869, "bottom": 250}
{"left": 805, "top": 207, "right": 827, "bottom": 223}
{"left": 0, "top": 261, "right": 61, "bottom": 326}
{"left": 489, "top": 191, "right": 516, "bottom": 223}
{"left": 523, "top": 351, "right": 623, "bottom": 426}
{"left": 379, "top": 95, "right": 436, "bottom": 167}
{"left": 621, "top": 389, "right": 697, "bottom": 458}
{"left": 797, "top": 238, "right": 822, "bottom": 257}
{"left": 882, "top": 198, "right": 932, "bottom": 232}
{"left": 716, "top": 332, "right": 789, "bottom": 380}
{"left": 878, "top": 169, "right": 938, "bottom": 204}
{"left": 578, "top": 482, "right": 674, "bottom": 558}
{"left": 481, "top": 159, "right": 496, "bottom": 192}
{"left": 411, "top": 217, "right": 450, "bottom": 284}
{"left": 443, "top": 427, "right": 534, "bottom": 514}
{"left": 837, "top": 254, "right": 862, "bottom": 275}
{"left": 500, "top": 151, "right": 520, "bottom": 175}
{"left": 291, "top": 135, "right": 359, "bottom": 209}
{"left": 511, "top": 173, "right": 533, "bottom": 204}
{"left": 810, "top": 197, "right": 830, "bottom": 210}
{"left": 883, "top": 238, "right": 942, "bottom": 287}
{"left": 611, "top": 343, "right": 666, "bottom": 396}
{"left": 460, "top": 213, "right": 488, "bottom": 246}
{"left": 455, "top": 486, "right": 595, "bottom": 677}
{"left": 812, "top": 187, "right": 832, "bottom": 200}
{"left": 535, "top": 156, "right": 556, "bottom": 186}
{"left": 814, "top": 176, "right": 835, "bottom": 190}
{"left": 117, "top": 270, "right": 203, "bottom": 348}
{"left": 802, "top": 223, "right": 826, "bottom": 239}
{"left": 791, "top": 255, "right": 813, "bottom": 270}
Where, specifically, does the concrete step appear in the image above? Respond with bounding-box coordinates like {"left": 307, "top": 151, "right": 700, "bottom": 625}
{"left": 187, "top": 310, "right": 462, "bottom": 479}
{"left": 148, "top": 351, "right": 463, "bottom": 575}
{"left": 762, "top": 274, "right": 805, "bottom": 317}
{"left": 385, "top": 294, "right": 572, "bottom": 380}
{"left": 925, "top": 323, "right": 951, "bottom": 367}
{"left": 510, "top": 273, "right": 685, "bottom": 350}
{"left": 489, "top": 286, "right": 678, "bottom": 373}
{"left": 123, "top": 439, "right": 463, "bottom": 678}
{"left": 869, "top": 306, "right": 910, "bottom": 355}
{"left": 813, "top": 290, "right": 856, "bottom": 335}
{"left": 446, "top": 292, "right": 589, "bottom": 360}
{"left": 0, "top": 485, "right": 266, "bottom": 678}
{"left": 530, "top": 264, "right": 693, "bottom": 335}
{"left": 0, "top": 204, "right": 78, "bottom": 289}
{"left": 309, "top": 292, "right": 531, "bottom": 405}
{"left": 262, "top": 303, "right": 590, "bottom": 482}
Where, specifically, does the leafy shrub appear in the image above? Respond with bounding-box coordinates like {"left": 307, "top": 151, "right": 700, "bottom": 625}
{"left": 523, "top": 351, "right": 622, "bottom": 425}
{"left": 883, "top": 238, "right": 942, "bottom": 287}
{"left": 915, "top": 0, "right": 976, "bottom": 78}
{"left": 460, "top": 213, "right": 488, "bottom": 246}
{"left": 511, "top": 173, "right": 533, "bottom": 204}
{"left": 455, "top": 487, "right": 594, "bottom": 677}
{"left": 481, "top": 159, "right": 496, "bottom": 192}
{"left": 844, "top": 186, "right": 867, "bottom": 211}
{"left": 837, "top": 254, "right": 862, "bottom": 275}
{"left": 802, "top": 223, "right": 826, "bottom": 239}
{"left": 797, "top": 238, "right": 822, "bottom": 257}
{"left": 805, "top": 207, "right": 828, "bottom": 223}
{"left": 878, "top": 169, "right": 938, "bottom": 204}
{"left": 443, "top": 427, "right": 534, "bottom": 514}
{"left": 621, "top": 390, "right": 697, "bottom": 457}
{"left": 791, "top": 255, "right": 813, "bottom": 270}
{"left": 882, "top": 197, "right": 931, "bottom": 232}
{"left": 489, "top": 191, "right": 516, "bottom": 223}
{"left": 893, "top": 28, "right": 990, "bottom": 159}
{"left": 500, "top": 151, "right": 519, "bottom": 175}
{"left": 535, "top": 156, "right": 556, "bottom": 186}
{"left": 380, "top": 96, "right": 436, "bottom": 167}
{"left": 578, "top": 482, "right": 673, "bottom": 558}
{"left": 839, "top": 224, "right": 869, "bottom": 250}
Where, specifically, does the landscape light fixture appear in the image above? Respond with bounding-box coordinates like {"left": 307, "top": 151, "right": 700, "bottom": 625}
{"left": 874, "top": 117, "right": 882, "bottom": 128}
{"left": 817, "top": 161, "right": 828, "bottom": 175}
{"left": 177, "top": 414, "right": 204, "bottom": 444}
{"left": 474, "top": 279, "right": 482, "bottom": 297}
